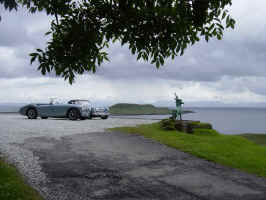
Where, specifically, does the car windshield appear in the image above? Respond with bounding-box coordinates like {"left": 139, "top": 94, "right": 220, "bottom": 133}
{"left": 50, "top": 98, "right": 63, "bottom": 105}
{"left": 69, "top": 100, "right": 91, "bottom": 105}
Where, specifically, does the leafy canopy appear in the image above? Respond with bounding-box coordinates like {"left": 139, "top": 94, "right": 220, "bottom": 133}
{"left": 0, "top": 0, "right": 235, "bottom": 84}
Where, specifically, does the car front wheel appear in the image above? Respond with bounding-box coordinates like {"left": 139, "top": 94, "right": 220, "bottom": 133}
{"left": 27, "top": 108, "right": 37, "bottom": 119}
{"left": 68, "top": 109, "right": 80, "bottom": 120}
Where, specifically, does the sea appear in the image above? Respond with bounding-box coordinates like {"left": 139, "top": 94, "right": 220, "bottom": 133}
{"left": 0, "top": 104, "right": 25, "bottom": 113}
{"left": 184, "top": 107, "right": 266, "bottom": 135}
{"left": 1, "top": 104, "right": 266, "bottom": 135}
{"left": 111, "top": 107, "right": 266, "bottom": 135}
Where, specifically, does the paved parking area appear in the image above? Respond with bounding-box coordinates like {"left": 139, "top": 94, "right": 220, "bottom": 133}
{"left": 0, "top": 114, "right": 266, "bottom": 200}
{"left": 0, "top": 113, "right": 156, "bottom": 142}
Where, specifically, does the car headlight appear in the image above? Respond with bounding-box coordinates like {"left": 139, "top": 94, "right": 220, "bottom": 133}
{"left": 81, "top": 105, "right": 90, "bottom": 112}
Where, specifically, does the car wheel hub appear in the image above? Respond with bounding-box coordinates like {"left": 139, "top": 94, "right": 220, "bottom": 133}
{"left": 29, "top": 110, "right": 34, "bottom": 117}
{"left": 69, "top": 110, "right": 76, "bottom": 119}
{"left": 28, "top": 110, "right": 35, "bottom": 118}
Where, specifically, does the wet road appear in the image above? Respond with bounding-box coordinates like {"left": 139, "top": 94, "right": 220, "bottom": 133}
{"left": 1, "top": 114, "right": 266, "bottom": 200}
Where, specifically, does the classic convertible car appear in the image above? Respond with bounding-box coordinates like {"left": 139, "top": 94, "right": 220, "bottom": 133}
{"left": 19, "top": 99, "right": 109, "bottom": 120}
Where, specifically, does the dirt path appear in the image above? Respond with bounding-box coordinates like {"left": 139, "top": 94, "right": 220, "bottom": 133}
{"left": 20, "top": 131, "right": 266, "bottom": 200}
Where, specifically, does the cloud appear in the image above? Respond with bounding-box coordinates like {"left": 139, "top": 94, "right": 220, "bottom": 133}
{"left": 0, "top": 75, "right": 265, "bottom": 106}
{"left": 0, "top": 7, "right": 51, "bottom": 78}
{"left": 97, "top": 37, "right": 266, "bottom": 82}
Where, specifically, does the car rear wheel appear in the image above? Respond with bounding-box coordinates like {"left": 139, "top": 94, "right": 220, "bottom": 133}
{"left": 68, "top": 109, "right": 80, "bottom": 120}
{"left": 101, "top": 115, "right": 108, "bottom": 120}
{"left": 27, "top": 108, "right": 37, "bottom": 119}
{"left": 41, "top": 117, "right": 48, "bottom": 119}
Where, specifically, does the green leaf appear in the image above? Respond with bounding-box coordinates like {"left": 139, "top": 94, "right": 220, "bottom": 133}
{"left": 222, "top": 11, "right": 227, "bottom": 20}
{"left": 205, "top": 35, "right": 209, "bottom": 42}
{"left": 217, "top": 34, "right": 222, "bottom": 40}
{"left": 137, "top": 53, "right": 142, "bottom": 60}
{"left": 156, "top": 61, "right": 160, "bottom": 69}
{"left": 45, "top": 31, "right": 52, "bottom": 36}
{"left": 159, "top": 56, "right": 164, "bottom": 65}
{"left": 30, "top": 55, "right": 37, "bottom": 64}
{"left": 208, "top": 24, "right": 215, "bottom": 32}
{"left": 36, "top": 49, "right": 43, "bottom": 53}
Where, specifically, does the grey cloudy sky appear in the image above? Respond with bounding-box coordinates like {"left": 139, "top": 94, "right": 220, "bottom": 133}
{"left": 0, "top": 0, "right": 266, "bottom": 107}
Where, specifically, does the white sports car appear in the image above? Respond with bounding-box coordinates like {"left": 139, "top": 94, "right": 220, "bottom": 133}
{"left": 19, "top": 99, "right": 109, "bottom": 120}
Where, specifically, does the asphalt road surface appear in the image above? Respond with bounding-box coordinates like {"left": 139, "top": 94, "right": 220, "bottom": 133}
{"left": 0, "top": 113, "right": 266, "bottom": 200}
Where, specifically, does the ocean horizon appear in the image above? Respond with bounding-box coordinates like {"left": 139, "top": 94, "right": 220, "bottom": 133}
{"left": 1, "top": 104, "right": 266, "bottom": 134}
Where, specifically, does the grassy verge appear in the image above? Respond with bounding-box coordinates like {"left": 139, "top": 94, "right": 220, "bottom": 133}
{"left": 240, "top": 134, "right": 266, "bottom": 146}
{"left": 0, "top": 158, "right": 43, "bottom": 200}
{"left": 109, "top": 122, "right": 266, "bottom": 177}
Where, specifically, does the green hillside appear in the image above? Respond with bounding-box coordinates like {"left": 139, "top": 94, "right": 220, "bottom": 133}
{"left": 109, "top": 103, "right": 192, "bottom": 115}
{"left": 109, "top": 103, "right": 171, "bottom": 115}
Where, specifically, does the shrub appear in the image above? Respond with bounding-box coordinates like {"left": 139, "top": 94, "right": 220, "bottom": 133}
{"left": 160, "top": 119, "right": 215, "bottom": 134}
{"left": 160, "top": 119, "right": 176, "bottom": 130}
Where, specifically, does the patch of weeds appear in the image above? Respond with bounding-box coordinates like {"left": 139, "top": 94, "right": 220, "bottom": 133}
{"left": 0, "top": 158, "right": 43, "bottom": 200}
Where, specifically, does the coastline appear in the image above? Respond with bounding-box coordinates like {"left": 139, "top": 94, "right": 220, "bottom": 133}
{"left": 110, "top": 110, "right": 195, "bottom": 116}
{"left": 0, "top": 112, "right": 18, "bottom": 114}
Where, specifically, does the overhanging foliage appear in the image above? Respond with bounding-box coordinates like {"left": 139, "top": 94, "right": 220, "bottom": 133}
{"left": 0, "top": 0, "right": 235, "bottom": 84}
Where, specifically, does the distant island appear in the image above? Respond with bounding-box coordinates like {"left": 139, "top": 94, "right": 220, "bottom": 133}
{"left": 109, "top": 103, "right": 193, "bottom": 115}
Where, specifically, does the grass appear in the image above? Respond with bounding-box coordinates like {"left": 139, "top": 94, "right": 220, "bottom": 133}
{"left": 109, "top": 122, "right": 266, "bottom": 177}
{"left": 0, "top": 158, "right": 43, "bottom": 200}
{"left": 189, "top": 121, "right": 213, "bottom": 129}
{"left": 240, "top": 134, "right": 266, "bottom": 146}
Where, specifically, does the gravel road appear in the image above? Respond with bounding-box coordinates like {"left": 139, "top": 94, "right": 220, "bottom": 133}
{"left": 0, "top": 114, "right": 156, "bottom": 198}
{"left": 0, "top": 113, "right": 266, "bottom": 200}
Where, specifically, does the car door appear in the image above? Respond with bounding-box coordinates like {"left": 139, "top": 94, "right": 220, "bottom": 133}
{"left": 52, "top": 104, "right": 68, "bottom": 117}
{"left": 38, "top": 104, "right": 54, "bottom": 117}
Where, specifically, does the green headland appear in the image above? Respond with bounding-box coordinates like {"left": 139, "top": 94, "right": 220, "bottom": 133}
{"left": 109, "top": 103, "right": 193, "bottom": 115}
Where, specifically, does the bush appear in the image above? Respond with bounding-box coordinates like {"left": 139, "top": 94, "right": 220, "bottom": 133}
{"left": 160, "top": 119, "right": 176, "bottom": 130}
{"left": 160, "top": 119, "right": 215, "bottom": 134}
